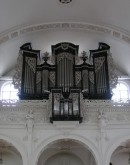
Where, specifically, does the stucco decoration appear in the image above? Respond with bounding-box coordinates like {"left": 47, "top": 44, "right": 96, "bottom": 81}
{"left": 0, "top": 99, "right": 130, "bottom": 125}
{"left": 0, "top": 22, "right": 130, "bottom": 45}
{"left": 107, "top": 51, "right": 118, "bottom": 91}
{"left": 98, "top": 110, "right": 107, "bottom": 129}
{"left": 13, "top": 50, "right": 23, "bottom": 91}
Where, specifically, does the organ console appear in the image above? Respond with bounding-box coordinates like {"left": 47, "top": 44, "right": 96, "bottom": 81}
{"left": 13, "top": 42, "right": 112, "bottom": 123}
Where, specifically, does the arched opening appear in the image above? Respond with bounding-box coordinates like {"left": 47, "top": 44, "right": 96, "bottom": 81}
{"left": 0, "top": 139, "right": 23, "bottom": 165}
{"left": 110, "top": 139, "right": 130, "bottom": 165}
{"left": 37, "top": 139, "right": 97, "bottom": 165}
{"left": 1, "top": 81, "right": 19, "bottom": 102}
{"left": 112, "top": 82, "right": 129, "bottom": 102}
{"left": 45, "top": 153, "right": 83, "bottom": 165}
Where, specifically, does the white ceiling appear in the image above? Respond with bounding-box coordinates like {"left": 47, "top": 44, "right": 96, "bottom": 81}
{"left": 0, "top": 0, "right": 130, "bottom": 77}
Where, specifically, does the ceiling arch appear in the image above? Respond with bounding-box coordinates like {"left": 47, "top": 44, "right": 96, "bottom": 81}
{"left": 0, "top": 0, "right": 130, "bottom": 79}
{"left": 0, "top": 22, "right": 130, "bottom": 45}
{"left": 0, "top": 0, "right": 130, "bottom": 35}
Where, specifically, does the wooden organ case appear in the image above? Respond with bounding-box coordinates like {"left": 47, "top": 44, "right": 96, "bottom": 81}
{"left": 15, "top": 42, "right": 112, "bottom": 123}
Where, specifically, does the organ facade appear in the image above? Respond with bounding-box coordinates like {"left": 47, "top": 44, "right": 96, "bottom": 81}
{"left": 13, "top": 42, "right": 116, "bottom": 123}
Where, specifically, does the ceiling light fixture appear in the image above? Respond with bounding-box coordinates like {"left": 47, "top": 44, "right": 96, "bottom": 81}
{"left": 59, "top": 0, "right": 72, "bottom": 4}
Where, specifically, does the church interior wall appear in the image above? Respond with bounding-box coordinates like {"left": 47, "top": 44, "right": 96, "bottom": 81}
{"left": 0, "top": 29, "right": 130, "bottom": 165}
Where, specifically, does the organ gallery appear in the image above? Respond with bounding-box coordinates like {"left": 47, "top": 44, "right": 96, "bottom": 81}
{"left": 13, "top": 42, "right": 116, "bottom": 123}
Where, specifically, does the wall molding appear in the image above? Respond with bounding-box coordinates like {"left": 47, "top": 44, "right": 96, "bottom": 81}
{"left": 0, "top": 22, "right": 130, "bottom": 45}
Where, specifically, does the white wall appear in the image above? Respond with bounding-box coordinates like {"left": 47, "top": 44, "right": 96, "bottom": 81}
{"left": 0, "top": 28, "right": 130, "bottom": 165}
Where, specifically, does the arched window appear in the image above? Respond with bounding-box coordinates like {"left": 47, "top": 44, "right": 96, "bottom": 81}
{"left": 1, "top": 82, "right": 19, "bottom": 101}
{"left": 112, "top": 82, "right": 129, "bottom": 102}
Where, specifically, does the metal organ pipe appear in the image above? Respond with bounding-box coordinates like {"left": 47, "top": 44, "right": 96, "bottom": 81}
{"left": 57, "top": 54, "right": 74, "bottom": 93}
{"left": 82, "top": 70, "right": 88, "bottom": 91}
{"left": 42, "top": 70, "right": 48, "bottom": 92}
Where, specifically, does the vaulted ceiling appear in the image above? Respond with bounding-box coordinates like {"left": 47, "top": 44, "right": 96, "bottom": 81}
{"left": 0, "top": 0, "right": 130, "bottom": 78}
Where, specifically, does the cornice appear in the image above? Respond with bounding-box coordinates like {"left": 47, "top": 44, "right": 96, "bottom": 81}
{"left": 0, "top": 22, "right": 130, "bottom": 45}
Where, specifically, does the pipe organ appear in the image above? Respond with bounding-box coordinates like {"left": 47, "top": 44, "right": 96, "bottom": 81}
{"left": 13, "top": 42, "right": 112, "bottom": 123}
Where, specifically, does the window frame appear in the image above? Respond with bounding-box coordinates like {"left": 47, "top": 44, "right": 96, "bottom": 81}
{"left": 1, "top": 81, "right": 19, "bottom": 101}
{"left": 112, "top": 81, "right": 130, "bottom": 102}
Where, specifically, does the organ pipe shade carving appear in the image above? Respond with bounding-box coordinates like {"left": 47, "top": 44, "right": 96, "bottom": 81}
{"left": 13, "top": 42, "right": 114, "bottom": 123}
